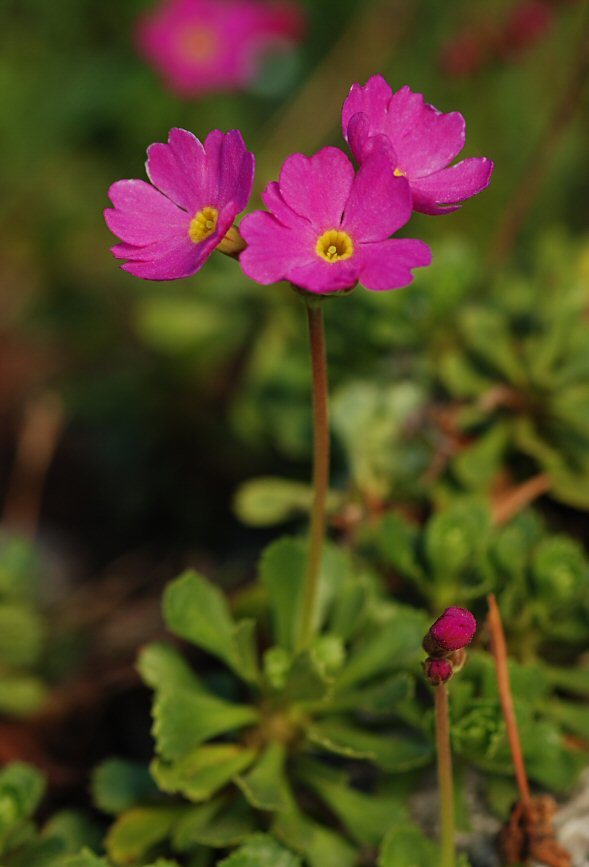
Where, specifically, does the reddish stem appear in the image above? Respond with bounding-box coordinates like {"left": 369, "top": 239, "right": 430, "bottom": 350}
{"left": 487, "top": 594, "right": 532, "bottom": 806}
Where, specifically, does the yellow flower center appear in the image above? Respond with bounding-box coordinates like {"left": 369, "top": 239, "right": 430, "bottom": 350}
{"left": 394, "top": 167, "right": 406, "bottom": 177}
{"left": 316, "top": 229, "right": 354, "bottom": 263}
{"left": 188, "top": 206, "right": 219, "bottom": 244}
{"left": 178, "top": 25, "right": 218, "bottom": 63}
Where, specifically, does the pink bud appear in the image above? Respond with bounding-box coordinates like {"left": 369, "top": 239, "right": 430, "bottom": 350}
{"left": 425, "top": 657, "right": 453, "bottom": 686}
{"left": 430, "top": 607, "right": 477, "bottom": 652}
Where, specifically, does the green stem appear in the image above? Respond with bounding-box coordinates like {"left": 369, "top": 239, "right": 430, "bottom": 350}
{"left": 435, "top": 684, "right": 455, "bottom": 867}
{"left": 297, "top": 301, "right": 330, "bottom": 651}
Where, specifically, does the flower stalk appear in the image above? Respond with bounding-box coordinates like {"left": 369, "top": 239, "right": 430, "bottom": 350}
{"left": 435, "top": 682, "right": 456, "bottom": 867}
{"left": 424, "top": 607, "right": 477, "bottom": 867}
{"left": 297, "top": 299, "right": 330, "bottom": 651}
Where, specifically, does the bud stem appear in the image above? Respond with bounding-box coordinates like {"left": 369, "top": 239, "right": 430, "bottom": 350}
{"left": 435, "top": 682, "right": 456, "bottom": 867}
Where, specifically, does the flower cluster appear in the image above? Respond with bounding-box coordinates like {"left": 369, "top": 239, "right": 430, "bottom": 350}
{"left": 105, "top": 74, "right": 493, "bottom": 294}
{"left": 137, "top": 0, "right": 305, "bottom": 98}
{"left": 423, "top": 606, "right": 477, "bottom": 685}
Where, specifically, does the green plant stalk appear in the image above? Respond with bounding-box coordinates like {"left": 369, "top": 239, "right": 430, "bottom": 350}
{"left": 297, "top": 300, "right": 330, "bottom": 651}
{"left": 435, "top": 683, "right": 455, "bottom": 867}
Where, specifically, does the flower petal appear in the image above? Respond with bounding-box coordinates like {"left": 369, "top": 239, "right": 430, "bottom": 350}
{"left": 342, "top": 74, "right": 393, "bottom": 155}
{"left": 121, "top": 236, "right": 200, "bottom": 280}
{"left": 262, "top": 181, "right": 311, "bottom": 229}
{"left": 411, "top": 157, "right": 494, "bottom": 214}
{"left": 278, "top": 147, "right": 355, "bottom": 229}
{"left": 357, "top": 238, "right": 432, "bottom": 292}
{"left": 105, "top": 179, "right": 188, "bottom": 245}
{"left": 288, "top": 258, "right": 360, "bottom": 295}
{"left": 239, "top": 210, "right": 313, "bottom": 285}
{"left": 203, "top": 129, "right": 255, "bottom": 212}
{"left": 146, "top": 128, "right": 207, "bottom": 212}
{"left": 342, "top": 150, "right": 412, "bottom": 242}
{"left": 386, "top": 86, "right": 465, "bottom": 177}
{"left": 346, "top": 112, "right": 398, "bottom": 166}
{"left": 119, "top": 201, "right": 236, "bottom": 280}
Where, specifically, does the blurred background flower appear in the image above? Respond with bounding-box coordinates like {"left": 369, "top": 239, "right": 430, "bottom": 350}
{"left": 136, "top": 0, "right": 306, "bottom": 97}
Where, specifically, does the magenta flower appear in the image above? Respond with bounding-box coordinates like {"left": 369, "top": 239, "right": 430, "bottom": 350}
{"left": 239, "top": 146, "right": 431, "bottom": 295}
{"left": 342, "top": 75, "right": 493, "bottom": 215}
{"left": 137, "top": 0, "right": 304, "bottom": 98}
{"left": 104, "top": 128, "right": 254, "bottom": 281}
{"left": 425, "top": 657, "right": 454, "bottom": 686}
{"left": 430, "top": 607, "right": 477, "bottom": 653}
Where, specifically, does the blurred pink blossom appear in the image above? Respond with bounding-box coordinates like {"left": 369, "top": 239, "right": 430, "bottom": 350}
{"left": 137, "top": 0, "right": 305, "bottom": 98}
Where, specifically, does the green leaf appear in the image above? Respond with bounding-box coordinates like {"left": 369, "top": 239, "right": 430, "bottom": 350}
{"left": 137, "top": 642, "right": 205, "bottom": 694}
{"left": 0, "top": 674, "right": 48, "bottom": 716}
{"left": 7, "top": 837, "right": 65, "bottom": 867}
{"left": 235, "top": 743, "right": 288, "bottom": 812}
{"left": 425, "top": 500, "right": 491, "bottom": 578}
{"left": 459, "top": 308, "right": 525, "bottom": 385}
{"left": 531, "top": 536, "right": 589, "bottom": 606}
{"left": 544, "top": 700, "right": 589, "bottom": 739}
{"left": 332, "top": 381, "right": 426, "bottom": 500}
{"left": 545, "top": 665, "right": 589, "bottom": 696}
{"left": 453, "top": 423, "right": 510, "bottom": 490}
{"left": 377, "top": 513, "right": 424, "bottom": 586}
{"left": 163, "top": 572, "right": 257, "bottom": 683}
{"left": 57, "top": 851, "right": 110, "bottom": 867}
{"left": 378, "top": 824, "right": 437, "bottom": 867}
{"left": 335, "top": 605, "right": 427, "bottom": 690}
{"left": 327, "top": 573, "right": 371, "bottom": 642}
{"left": 0, "top": 605, "right": 44, "bottom": 667}
{"left": 153, "top": 689, "right": 259, "bottom": 761}
{"left": 279, "top": 649, "right": 333, "bottom": 703}
{"left": 171, "top": 799, "right": 226, "bottom": 851}
{"left": 173, "top": 797, "right": 255, "bottom": 848}
{"left": 438, "top": 351, "right": 495, "bottom": 398}
{"left": 260, "top": 538, "right": 348, "bottom": 650}
{"left": 105, "top": 807, "right": 181, "bottom": 865}
{"left": 0, "top": 763, "right": 45, "bottom": 838}
{"left": 43, "top": 810, "right": 102, "bottom": 855}
{"left": 300, "top": 765, "right": 406, "bottom": 846}
{"left": 307, "top": 719, "right": 433, "bottom": 771}
{"left": 273, "top": 810, "right": 357, "bottom": 867}
{"left": 92, "top": 761, "right": 158, "bottom": 815}
{"left": 0, "top": 534, "right": 40, "bottom": 601}
{"left": 219, "top": 834, "right": 301, "bottom": 867}
{"left": 152, "top": 745, "right": 256, "bottom": 802}
{"left": 321, "top": 673, "right": 414, "bottom": 716}
{"left": 234, "top": 478, "right": 314, "bottom": 527}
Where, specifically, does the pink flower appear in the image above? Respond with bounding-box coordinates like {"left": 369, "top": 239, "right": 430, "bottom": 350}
{"left": 137, "top": 0, "right": 304, "bottom": 98}
{"left": 425, "top": 657, "right": 454, "bottom": 686}
{"left": 429, "top": 607, "right": 477, "bottom": 652}
{"left": 342, "top": 75, "right": 494, "bottom": 215}
{"left": 239, "top": 146, "right": 432, "bottom": 295}
{"left": 104, "top": 128, "right": 254, "bottom": 281}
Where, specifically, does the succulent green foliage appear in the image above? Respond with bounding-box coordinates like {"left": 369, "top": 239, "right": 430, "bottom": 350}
{"left": 451, "top": 652, "right": 587, "bottom": 794}
{"left": 218, "top": 834, "right": 301, "bottom": 867}
{"left": 0, "top": 534, "right": 50, "bottom": 716}
{"left": 0, "top": 763, "right": 109, "bottom": 867}
{"left": 376, "top": 503, "right": 589, "bottom": 655}
{"left": 376, "top": 498, "right": 495, "bottom": 609}
{"left": 98, "top": 541, "right": 434, "bottom": 864}
{"left": 433, "top": 235, "right": 589, "bottom": 507}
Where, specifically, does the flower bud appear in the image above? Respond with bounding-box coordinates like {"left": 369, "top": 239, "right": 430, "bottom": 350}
{"left": 424, "top": 657, "right": 453, "bottom": 686}
{"left": 429, "top": 606, "right": 477, "bottom": 653}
